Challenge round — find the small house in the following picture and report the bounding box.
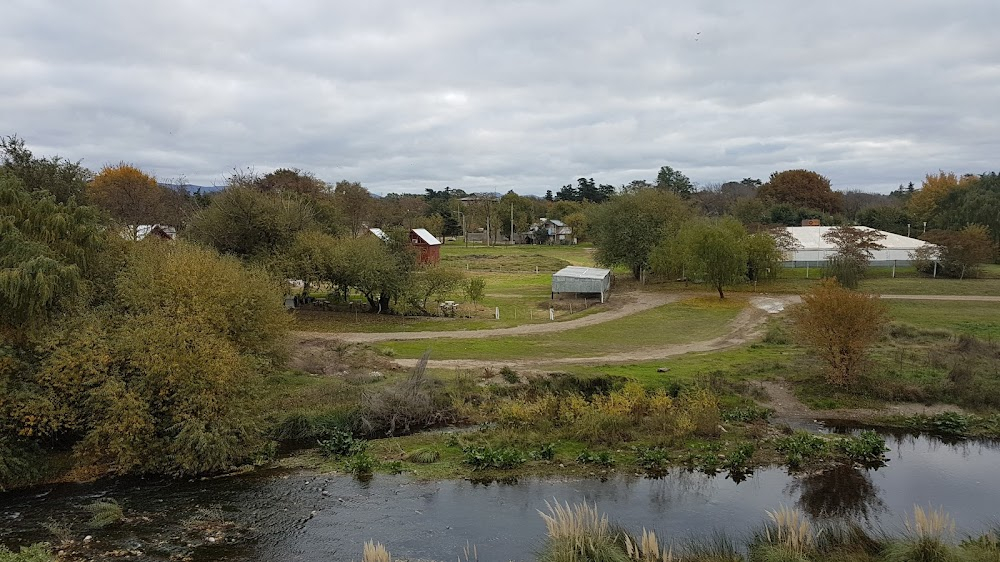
[551,266,612,303]
[409,228,442,264]
[528,218,574,245]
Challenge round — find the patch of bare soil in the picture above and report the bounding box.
[758,380,964,429]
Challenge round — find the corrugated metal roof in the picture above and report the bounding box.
[784,226,934,251]
[553,266,611,280]
[411,228,441,245]
[548,219,566,227]
[369,227,390,241]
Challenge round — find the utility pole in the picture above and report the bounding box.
[510,202,514,246]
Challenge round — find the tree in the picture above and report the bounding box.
[409,266,465,312]
[932,172,1000,248]
[87,163,167,237]
[821,226,885,289]
[913,226,994,279]
[908,171,975,223]
[855,205,911,236]
[1,135,91,204]
[656,166,694,197]
[653,217,748,298]
[759,169,843,214]
[622,179,653,194]
[792,279,888,386]
[555,183,579,202]
[589,190,690,279]
[0,172,104,344]
[185,186,315,260]
[333,180,375,237]
[329,232,415,313]
[544,190,554,202]
[745,230,785,284]
[3,241,290,479]
[464,277,486,310]
[257,168,328,198]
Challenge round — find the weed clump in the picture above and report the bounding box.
[462,445,526,470]
[358,352,456,437]
[85,499,124,529]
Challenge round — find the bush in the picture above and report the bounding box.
[635,447,670,472]
[358,352,456,437]
[500,366,520,384]
[776,432,827,468]
[836,430,888,466]
[344,452,377,477]
[318,428,368,458]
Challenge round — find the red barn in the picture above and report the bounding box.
[409,228,442,264]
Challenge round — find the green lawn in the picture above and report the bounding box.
[295,272,606,333]
[564,344,796,386]
[886,300,1000,339]
[440,241,596,268]
[643,265,1000,297]
[383,297,745,361]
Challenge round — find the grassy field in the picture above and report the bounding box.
[886,300,1000,339]
[645,264,1000,297]
[295,272,607,333]
[382,297,745,361]
[440,241,596,269]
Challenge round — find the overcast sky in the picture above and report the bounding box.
[2,1,997,195]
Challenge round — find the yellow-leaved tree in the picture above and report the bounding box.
[87,163,167,238]
[907,171,975,223]
[791,279,889,386]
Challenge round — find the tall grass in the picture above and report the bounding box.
[361,540,392,562]
[537,500,627,562]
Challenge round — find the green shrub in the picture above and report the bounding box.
[273,410,355,441]
[344,452,377,477]
[462,445,526,470]
[722,442,755,474]
[500,366,520,384]
[723,405,772,423]
[835,431,888,466]
[635,446,670,472]
[930,412,969,435]
[318,428,368,458]
[775,432,827,468]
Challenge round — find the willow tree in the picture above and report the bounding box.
[0,172,103,343]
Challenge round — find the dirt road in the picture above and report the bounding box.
[386,296,797,370]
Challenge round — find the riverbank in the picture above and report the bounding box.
[5,427,1000,561]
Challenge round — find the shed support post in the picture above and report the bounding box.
[892,261,896,278]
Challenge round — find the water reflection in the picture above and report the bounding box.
[787,465,886,522]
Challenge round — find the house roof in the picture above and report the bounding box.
[369,227,390,241]
[547,219,566,227]
[784,226,934,251]
[553,266,611,280]
[411,228,441,246]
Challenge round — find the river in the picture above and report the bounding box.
[2,429,999,561]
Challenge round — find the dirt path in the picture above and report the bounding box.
[294,292,680,344]
[757,380,963,430]
[387,296,797,370]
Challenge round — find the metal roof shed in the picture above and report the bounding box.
[552,266,612,303]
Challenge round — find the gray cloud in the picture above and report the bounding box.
[1,0,997,194]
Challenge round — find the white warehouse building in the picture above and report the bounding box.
[783,226,936,267]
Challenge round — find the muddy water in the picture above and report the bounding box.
[2,431,1000,561]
